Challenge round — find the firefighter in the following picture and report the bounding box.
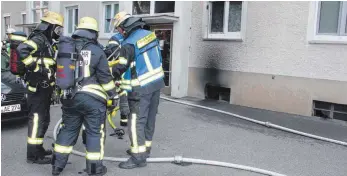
[111,11,165,169]
[51,17,118,176]
[104,31,130,127]
[2,28,16,54]
[16,11,64,164]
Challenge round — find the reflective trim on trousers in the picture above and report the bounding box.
[54,144,73,154]
[86,152,102,160]
[131,113,138,148]
[27,137,43,145]
[100,124,105,160]
[131,145,146,153]
[28,113,41,145]
[145,141,152,148]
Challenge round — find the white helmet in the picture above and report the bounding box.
[6,28,16,34]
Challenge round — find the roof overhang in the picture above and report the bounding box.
[136,14,179,24]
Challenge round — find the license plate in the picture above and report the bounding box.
[1,104,21,113]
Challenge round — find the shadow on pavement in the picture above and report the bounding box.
[1,119,28,130]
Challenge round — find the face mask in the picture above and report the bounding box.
[54,26,64,36]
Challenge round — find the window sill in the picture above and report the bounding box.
[203,33,243,41]
[308,35,347,45]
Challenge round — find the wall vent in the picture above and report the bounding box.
[312,100,347,122]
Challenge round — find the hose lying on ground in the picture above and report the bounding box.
[52,98,288,176]
[160,97,347,147]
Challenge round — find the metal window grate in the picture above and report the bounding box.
[312,100,347,121]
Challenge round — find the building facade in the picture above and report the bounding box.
[2,1,347,120]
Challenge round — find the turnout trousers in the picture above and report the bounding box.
[128,90,160,157]
[52,93,107,174]
[119,94,130,126]
[27,86,53,159]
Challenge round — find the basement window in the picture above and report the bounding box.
[312,100,347,121]
[204,83,230,102]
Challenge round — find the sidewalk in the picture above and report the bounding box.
[178,96,347,142]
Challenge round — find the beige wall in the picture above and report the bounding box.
[189,68,347,116]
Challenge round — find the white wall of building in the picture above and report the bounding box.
[190,1,347,82]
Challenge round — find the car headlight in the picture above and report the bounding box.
[1,82,12,94]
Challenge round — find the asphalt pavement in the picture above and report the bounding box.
[2,98,347,176]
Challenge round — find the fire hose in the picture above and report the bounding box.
[53,96,346,175]
[53,98,288,176]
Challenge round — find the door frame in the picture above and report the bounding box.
[150,24,173,95]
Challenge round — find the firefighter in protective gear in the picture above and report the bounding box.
[16,11,64,165]
[111,11,165,169]
[2,28,16,54]
[104,32,130,127]
[51,17,118,176]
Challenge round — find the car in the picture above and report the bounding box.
[1,50,29,122]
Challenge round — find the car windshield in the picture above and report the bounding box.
[1,50,10,72]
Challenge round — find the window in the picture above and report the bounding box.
[21,13,27,32]
[154,1,175,13]
[308,1,347,44]
[31,1,48,23]
[317,1,347,35]
[4,15,10,32]
[65,6,78,35]
[203,1,247,41]
[103,2,119,33]
[132,1,175,15]
[313,100,347,122]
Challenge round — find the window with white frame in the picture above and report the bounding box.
[317,1,346,36]
[65,6,79,35]
[308,1,347,44]
[203,1,247,41]
[132,1,175,15]
[4,15,10,31]
[21,12,27,32]
[31,1,49,23]
[103,2,119,33]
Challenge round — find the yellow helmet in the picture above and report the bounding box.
[113,11,131,28]
[41,11,64,26]
[77,17,99,32]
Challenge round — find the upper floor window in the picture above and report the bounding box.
[31,1,48,23]
[21,12,27,33]
[203,1,247,41]
[317,1,347,36]
[103,2,119,33]
[65,6,78,35]
[132,1,175,15]
[308,1,347,44]
[4,15,11,31]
